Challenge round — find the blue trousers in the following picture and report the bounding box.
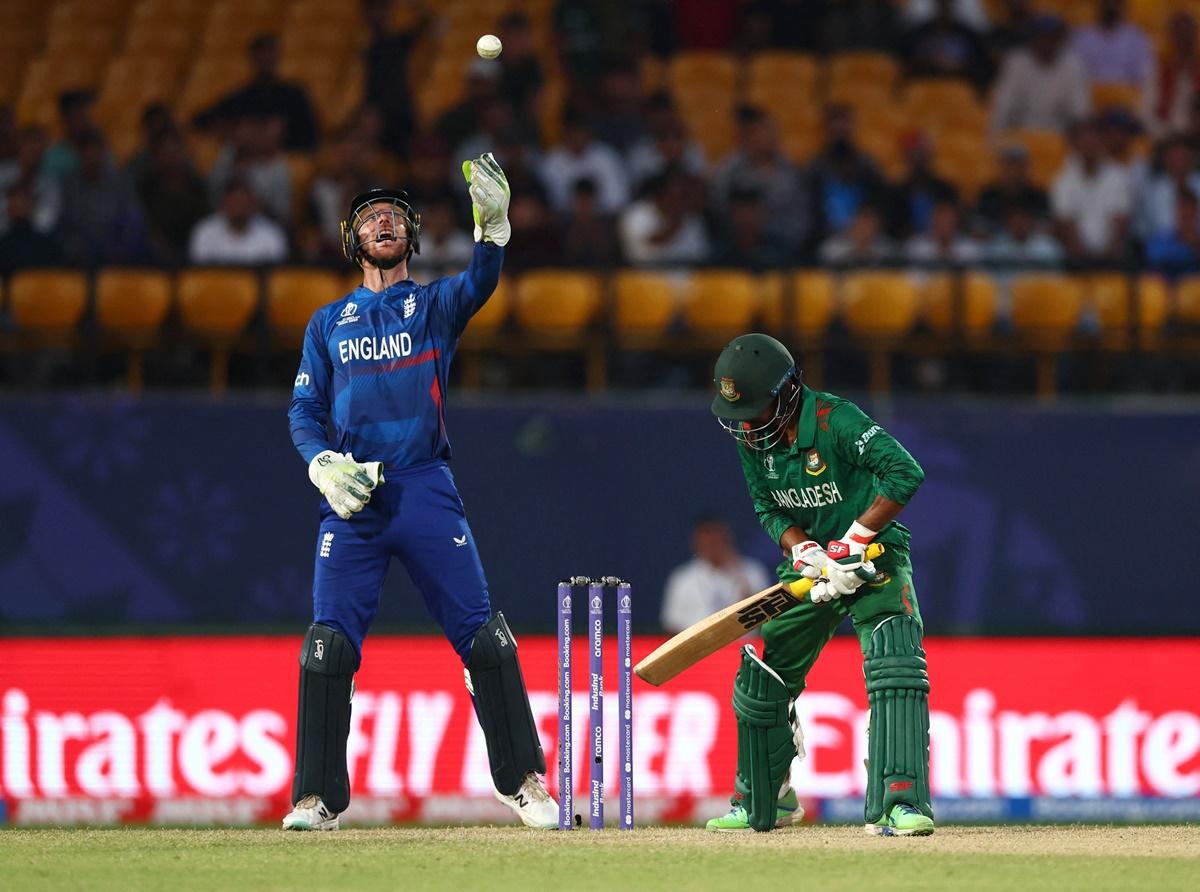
[310,460,491,663]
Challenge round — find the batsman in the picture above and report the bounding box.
[706,333,933,837]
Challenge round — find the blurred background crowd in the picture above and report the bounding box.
[2,0,1199,394]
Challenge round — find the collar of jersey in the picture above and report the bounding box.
[353,278,415,296]
[793,385,816,450]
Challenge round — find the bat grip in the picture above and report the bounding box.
[785,542,886,595]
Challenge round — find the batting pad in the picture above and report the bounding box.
[863,614,932,823]
[732,645,795,832]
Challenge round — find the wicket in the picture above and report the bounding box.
[557,576,633,830]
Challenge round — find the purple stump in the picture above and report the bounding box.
[557,581,573,830]
[617,582,634,829]
[588,581,604,830]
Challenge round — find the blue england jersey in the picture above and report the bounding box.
[289,242,503,471]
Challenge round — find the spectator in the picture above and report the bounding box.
[138,130,209,265]
[975,142,1049,234]
[1050,117,1132,262]
[497,11,545,130]
[501,185,563,272]
[819,203,896,264]
[626,95,706,190]
[619,168,710,265]
[123,104,177,185]
[986,0,1036,65]
[41,91,107,181]
[1097,108,1147,184]
[194,34,318,151]
[887,130,959,238]
[905,198,983,263]
[540,110,630,214]
[712,186,790,269]
[189,178,288,265]
[306,129,384,261]
[590,66,648,154]
[403,130,455,210]
[454,99,539,185]
[0,127,60,235]
[660,517,771,634]
[1070,0,1152,88]
[1145,187,1200,278]
[436,58,502,151]
[985,198,1064,266]
[0,106,17,184]
[208,116,292,222]
[1137,136,1200,239]
[711,105,810,255]
[362,0,429,158]
[560,177,621,267]
[820,0,901,53]
[408,191,475,279]
[59,131,150,266]
[0,181,59,275]
[990,15,1090,135]
[1143,12,1199,138]
[902,0,990,31]
[901,0,992,86]
[806,105,886,244]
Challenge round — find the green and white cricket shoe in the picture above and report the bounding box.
[705,788,805,831]
[865,803,935,837]
[282,794,339,831]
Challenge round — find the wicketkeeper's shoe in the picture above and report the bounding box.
[494,773,558,829]
[705,787,805,831]
[282,794,340,831]
[865,803,935,837]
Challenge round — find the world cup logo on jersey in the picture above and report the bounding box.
[719,377,740,401]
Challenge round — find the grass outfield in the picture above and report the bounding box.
[4,826,1198,891]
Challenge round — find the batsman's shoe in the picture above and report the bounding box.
[495,773,558,829]
[282,794,340,831]
[705,788,805,831]
[865,803,935,837]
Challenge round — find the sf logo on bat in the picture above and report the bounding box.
[735,589,801,630]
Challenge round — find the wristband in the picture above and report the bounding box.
[843,521,877,546]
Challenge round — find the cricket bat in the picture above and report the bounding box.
[634,542,885,686]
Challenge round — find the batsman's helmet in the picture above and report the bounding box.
[710,333,802,451]
[341,188,422,267]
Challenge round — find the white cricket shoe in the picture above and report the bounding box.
[282,794,340,831]
[494,773,558,829]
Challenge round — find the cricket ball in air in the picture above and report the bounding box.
[476,34,503,59]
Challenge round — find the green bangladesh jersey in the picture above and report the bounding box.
[736,386,924,553]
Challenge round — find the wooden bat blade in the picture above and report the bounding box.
[633,581,805,686]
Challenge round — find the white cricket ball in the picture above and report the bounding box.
[476,34,502,59]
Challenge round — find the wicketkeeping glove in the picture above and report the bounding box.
[461,152,511,247]
[308,450,384,520]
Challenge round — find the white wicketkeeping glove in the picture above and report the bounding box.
[308,450,384,520]
[461,152,511,246]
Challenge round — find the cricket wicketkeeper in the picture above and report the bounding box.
[706,333,933,836]
[282,154,558,830]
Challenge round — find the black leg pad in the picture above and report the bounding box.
[466,614,547,796]
[292,623,360,813]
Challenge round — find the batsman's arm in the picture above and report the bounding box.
[831,403,925,507]
[288,312,335,464]
[737,445,800,549]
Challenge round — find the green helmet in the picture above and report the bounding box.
[710,333,802,451]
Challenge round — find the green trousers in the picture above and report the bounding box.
[761,547,922,697]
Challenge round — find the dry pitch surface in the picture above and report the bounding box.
[5,825,1197,891]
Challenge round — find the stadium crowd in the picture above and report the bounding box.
[2,0,1199,278]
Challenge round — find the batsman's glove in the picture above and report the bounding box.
[308,450,384,520]
[461,152,511,247]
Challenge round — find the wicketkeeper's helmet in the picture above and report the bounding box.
[340,188,422,267]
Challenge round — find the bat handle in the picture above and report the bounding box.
[785,542,886,595]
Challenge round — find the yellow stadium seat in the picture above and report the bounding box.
[177,269,260,395]
[1091,82,1140,112]
[130,0,210,26]
[640,55,667,93]
[827,52,899,92]
[793,270,837,338]
[1010,274,1085,333]
[8,271,89,333]
[612,270,679,336]
[825,82,893,114]
[903,79,979,115]
[1174,276,1200,325]
[285,0,361,28]
[44,27,120,60]
[96,57,185,130]
[466,276,511,333]
[999,129,1067,190]
[201,0,289,52]
[95,270,174,390]
[841,272,920,394]
[668,52,737,97]
[1136,275,1169,331]
[178,54,251,121]
[680,271,763,336]
[514,271,602,332]
[280,27,355,69]
[777,109,824,164]
[16,56,106,129]
[457,277,513,388]
[0,56,28,105]
[677,105,737,164]
[1086,273,1135,333]
[746,53,819,107]
[266,268,340,344]
[920,273,997,334]
[124,22,196,61]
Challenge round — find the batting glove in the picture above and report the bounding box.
[461,152,511,247]
[308,450,385,520]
